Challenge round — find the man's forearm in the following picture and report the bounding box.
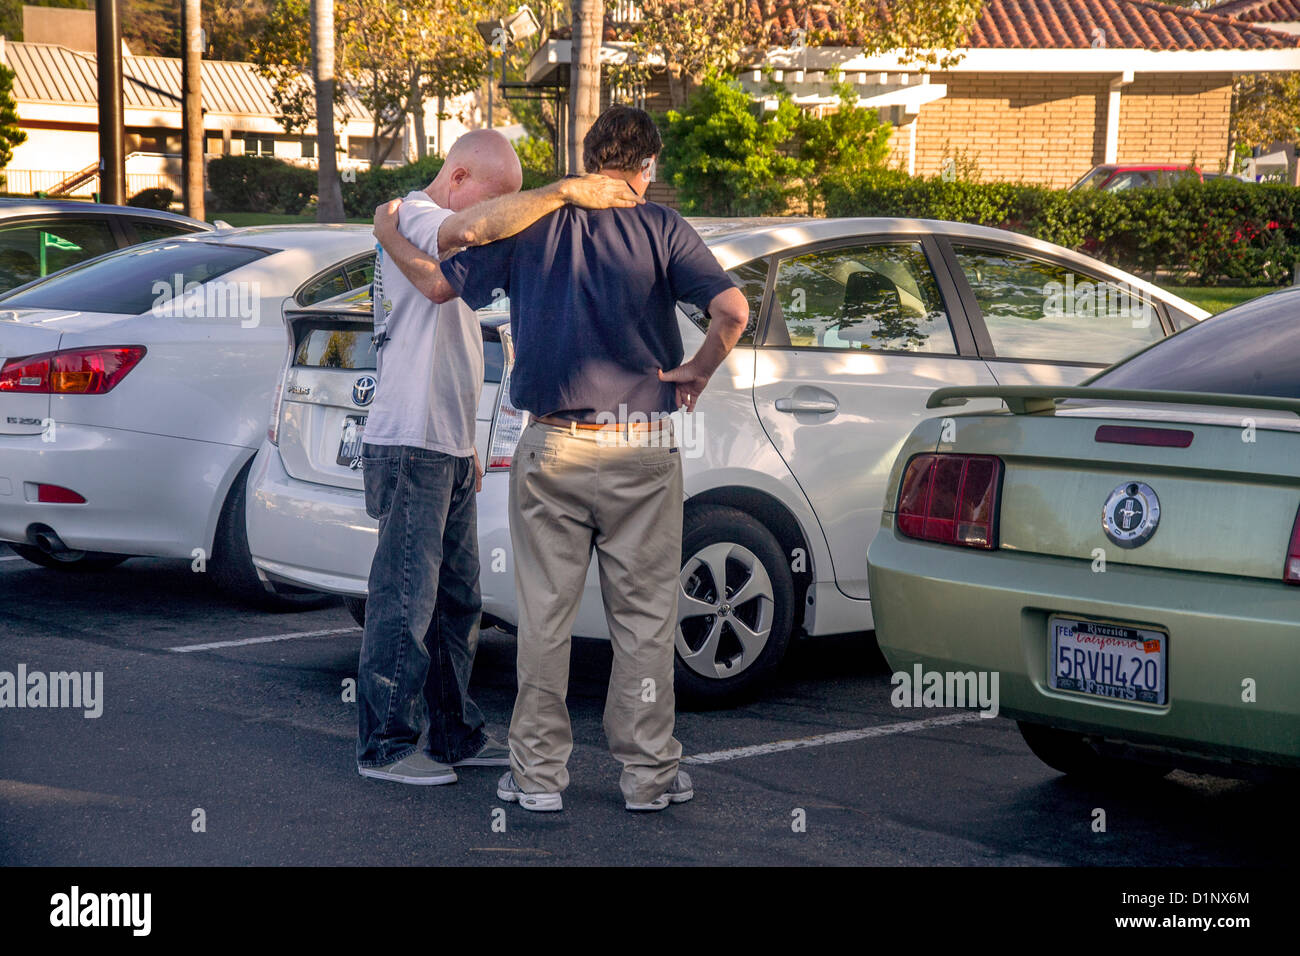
[379,229,454,303]
[690,290,749,374]
[438,181,569,256]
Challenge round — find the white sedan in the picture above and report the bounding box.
[0,224,377,605]
[246,217,1207,699]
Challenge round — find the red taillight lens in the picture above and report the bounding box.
[896,453,1002,549]
[1285,507,1300,585]
[36,484,85,504]
[486,366,525,471]
[0,347,146,394]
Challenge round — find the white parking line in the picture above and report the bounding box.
[168,627,360,653]
[682,712,983,765]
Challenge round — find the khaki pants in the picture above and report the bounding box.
[507,419,684,804]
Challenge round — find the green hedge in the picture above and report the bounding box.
[208,155,316,215]
[822,169,1300,285]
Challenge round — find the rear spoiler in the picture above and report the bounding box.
[927,386,1300,417]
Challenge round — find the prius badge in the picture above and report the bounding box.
[1102,481,1160,549]
[352,375,377,407]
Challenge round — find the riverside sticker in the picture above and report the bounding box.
[0,664,103,718]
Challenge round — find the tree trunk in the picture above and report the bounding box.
[311,0,345,223]
[568,0,604,173]
[411,65,426,160]
[181,0,204,219]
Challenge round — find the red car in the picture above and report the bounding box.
[1069,164,1210,192]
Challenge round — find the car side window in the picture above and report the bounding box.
[128,219,202,244]
[681,259,767,346]
[765,242,956,353]
[0,217,118,290]
[297,268,349,305]
[952,245,1165,366]
[344,256,374,289]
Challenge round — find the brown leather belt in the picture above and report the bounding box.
[535,414,666,432]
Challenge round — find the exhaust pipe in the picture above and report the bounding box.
[28,527,68,554]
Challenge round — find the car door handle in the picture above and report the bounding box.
[775,397,838,414]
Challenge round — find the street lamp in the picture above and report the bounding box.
[476,5,541,129]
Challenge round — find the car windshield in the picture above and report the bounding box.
[1090,291,1300,399]
[0,240,268,315]
[1071,168,1112,190]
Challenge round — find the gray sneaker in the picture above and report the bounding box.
[358,752,457,786]
[452,737,511,767]
[496,771,563,812]
[625,770,694,812]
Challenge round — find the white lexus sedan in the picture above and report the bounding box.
[0,224,377,606]
[246,217,1207,699]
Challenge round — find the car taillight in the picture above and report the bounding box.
[36,484,85,504]
[1285,507,1300,585]
[486,368,526,471]
[896,453,1002,549]
[0,346,146,394]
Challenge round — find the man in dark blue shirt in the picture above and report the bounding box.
[374,106,749,813]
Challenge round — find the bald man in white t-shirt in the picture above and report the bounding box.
[356,130,642,786]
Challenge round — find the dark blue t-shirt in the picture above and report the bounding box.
[440,197,735,421]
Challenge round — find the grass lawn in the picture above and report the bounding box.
[208,210,371,227]
[1160,285,1281,314]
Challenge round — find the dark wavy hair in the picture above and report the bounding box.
[582,106,662,174]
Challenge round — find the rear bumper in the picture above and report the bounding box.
[0,425,246,557]
[247,449,615,637]
[867,520,1300,768]
[246,443,376,596]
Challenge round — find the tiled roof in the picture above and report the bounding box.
[564,0,1300,49]
[1204,0,1300,20]
[5,41,367,119]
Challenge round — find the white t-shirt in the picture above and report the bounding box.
[363,191,484,457]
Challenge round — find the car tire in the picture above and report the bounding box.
[1017,722,1171,780]
[210,461,336,611]
[674,505,795,708]
[343,596,367,629]
[9,544,129,572]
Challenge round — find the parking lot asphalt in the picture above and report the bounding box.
[1,541,1295,867]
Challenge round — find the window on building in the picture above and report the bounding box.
[243,135,276,157]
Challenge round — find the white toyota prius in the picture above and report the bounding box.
[0,224,377,605]
[246,217,1207,700]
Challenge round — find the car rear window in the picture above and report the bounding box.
[1090,291,1300,399]
[0,240,268,315]
[294,323,505,383]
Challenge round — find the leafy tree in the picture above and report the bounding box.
[796,74,893,212]
[250,0,315,135]
[205,1,275,62]
[1232,73,1300,162]
[617,1,749,109]
[0,62,27,189]
[659,73,810,216]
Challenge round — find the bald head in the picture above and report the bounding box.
[431,129,524,212]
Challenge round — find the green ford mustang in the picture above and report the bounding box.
[867,288,1300,778]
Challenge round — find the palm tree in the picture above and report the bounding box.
[312,0,346,222]
[568,0,604,174]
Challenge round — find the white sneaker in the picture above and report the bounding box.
[496,771,563,812]
[626,770,694,812]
